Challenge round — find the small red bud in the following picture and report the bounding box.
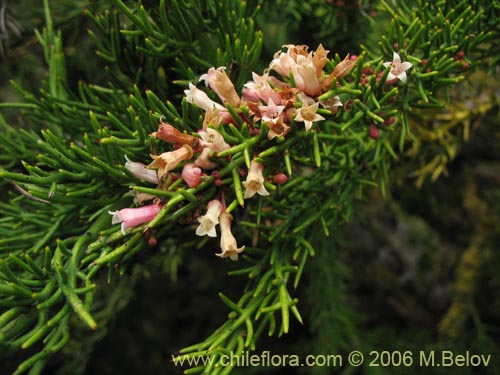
[462,62,470,70]
[273,173,288,185]
[214,178,223,187]
[384,116,395,125]
[393,42,399,50]
[369,124,380,139]
[148,237,158,247]
[421,59,427,66]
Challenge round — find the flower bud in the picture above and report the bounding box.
[369,124,380,139]
[273,173,288,185]
[109,204,162,234]
[153,122,199,148]
[181,163,202,188]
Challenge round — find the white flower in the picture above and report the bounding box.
[184,83,225,112]
[383,52,413,83]
[195,199,223,237]
[124,155,159,184]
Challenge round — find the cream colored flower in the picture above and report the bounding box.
[216,212,245,261]
[242,160,270,199]
[322,54,357,88]
[312,44,329,76]
[196,199,222,237]
[147,145,193,180]
[294,101,325,131]
[199,128,230,153]
[266,117,290,140]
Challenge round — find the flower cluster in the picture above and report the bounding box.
[110,45,413,260]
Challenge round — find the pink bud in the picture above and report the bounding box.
[109,204,162,234]
[181,163,202,188]
[273,173,288,185]
[369,124,380,139]
[384,116,395,125]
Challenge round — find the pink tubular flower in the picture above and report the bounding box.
[200,67,241,107]
[195,199,223,237]
[181,163,202,188]
[199,128,230,153]
[184,83,225,112]
[269,47,297,77]
[216,212,245,261]
[109,204,162,235]
[243,160,270,199]
[295,54,323,96]
[153,122,199,148]
[383,52,413,83]
[259,98,286,123]
[269,45,326,97]
[147,144,193,180]
[294,101,325,131]
[242,72,282,104]
[124,155,159,184]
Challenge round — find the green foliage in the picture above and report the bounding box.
[0,0,499,374]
